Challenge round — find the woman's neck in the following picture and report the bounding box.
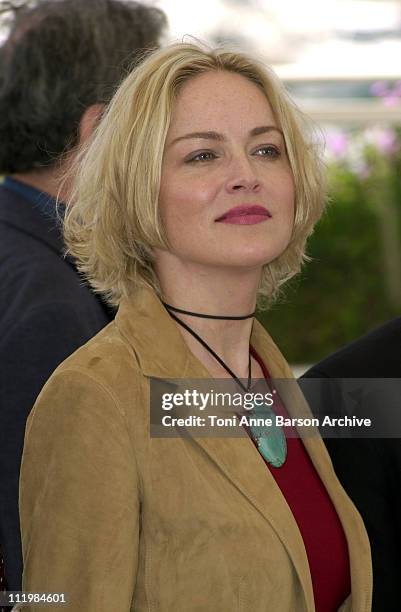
[157,261,262,379]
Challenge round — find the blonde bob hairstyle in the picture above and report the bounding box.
[64,41,326,309]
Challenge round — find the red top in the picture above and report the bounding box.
[250,346,351,612]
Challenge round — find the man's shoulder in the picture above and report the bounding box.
[304,317,401,378]
[0,255,110,333]
[0,210,49,260]
[0,187,65,292]
[0,215,110,326]
[0,187,113,370]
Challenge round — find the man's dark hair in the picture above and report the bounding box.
[0,0,167,172]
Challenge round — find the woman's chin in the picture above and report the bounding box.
[216,248,285,269]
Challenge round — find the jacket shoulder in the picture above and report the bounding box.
[47,321,142,400]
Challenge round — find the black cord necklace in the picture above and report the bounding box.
[162,303,253,392]
[162,301,288,468]
[161,301,255,321]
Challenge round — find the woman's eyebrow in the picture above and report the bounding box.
[168,125,283,147]
[250,125,283,138]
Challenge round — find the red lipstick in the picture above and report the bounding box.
[216,205,272,225]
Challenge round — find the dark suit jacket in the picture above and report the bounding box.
[303,319,401,612]
[0,183,113,591]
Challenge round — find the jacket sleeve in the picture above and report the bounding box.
[19,368,140,611]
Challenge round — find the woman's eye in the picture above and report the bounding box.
[186,151,217,163]
[254,145,280,158]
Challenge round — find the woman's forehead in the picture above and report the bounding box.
[168,71,277,136]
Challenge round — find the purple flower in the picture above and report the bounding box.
[365,127,398,155]
[326,130,348,159]
[371,81,389,97]
[376,129,398,154]
[371,80,401,106]
[383,95,400,107]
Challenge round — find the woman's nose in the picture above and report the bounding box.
[225,156,261,193]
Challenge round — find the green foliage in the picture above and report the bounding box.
[257,126,401,364]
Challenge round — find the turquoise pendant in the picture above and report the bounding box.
[248,403,287,468]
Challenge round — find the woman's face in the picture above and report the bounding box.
[156,70,295,273]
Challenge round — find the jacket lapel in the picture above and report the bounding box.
[251,322,371,612]
[187,432,316,609]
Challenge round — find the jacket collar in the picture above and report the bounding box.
[0,183,63,256]
[115,286,371,612]
[115,285,289,380]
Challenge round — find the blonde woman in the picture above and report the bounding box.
[19,43,372,611]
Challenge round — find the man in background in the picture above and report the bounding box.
[0,0,166,592]
[303,318,401,610]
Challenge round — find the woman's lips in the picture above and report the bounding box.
[216,205,272,225]
[218,214,270,225]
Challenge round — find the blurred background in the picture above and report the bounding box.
[158,0,401,371]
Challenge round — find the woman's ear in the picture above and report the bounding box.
[78,103,105,145]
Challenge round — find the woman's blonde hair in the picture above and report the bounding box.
[64,41,326,309]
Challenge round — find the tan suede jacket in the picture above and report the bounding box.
[19,287,372,611]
